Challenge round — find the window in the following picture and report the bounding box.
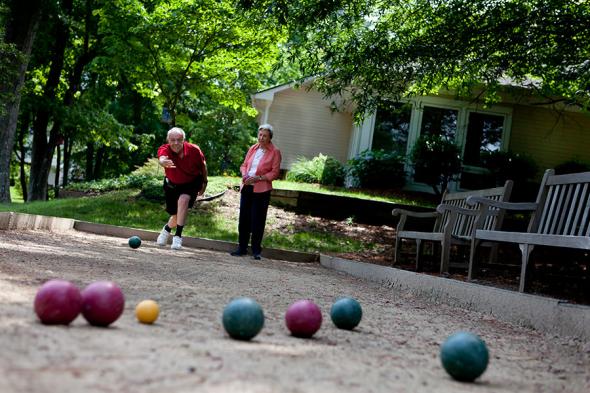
[463,112,504,166]
[372,102,412,154]
[358,96,511,192]
[420,106,458,140]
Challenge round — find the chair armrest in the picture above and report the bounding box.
[466,196,538,211]
[392,208,438,218]
[392,208,438,233]
[436,204,479,216]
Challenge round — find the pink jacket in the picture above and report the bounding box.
[240,142,282,193]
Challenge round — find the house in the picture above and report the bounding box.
[251,80,590,192]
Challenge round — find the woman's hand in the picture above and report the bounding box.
[243,175,263,186]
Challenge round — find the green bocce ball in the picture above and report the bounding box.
[222,297,265,341]
[128,236,142,249]
[330,297,363,330]
[440,331,489,382]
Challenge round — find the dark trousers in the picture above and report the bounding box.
[238,186,271,255]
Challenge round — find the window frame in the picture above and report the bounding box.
[359,96,513,192]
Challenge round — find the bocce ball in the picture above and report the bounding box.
[285,300,322,338]
[135,299,160,324]
[222,297,265,341]
[330,297,362,330]
[81,281,125,327]
[440,331,489,382]
[128,236,141,249]
[34,279,82,325]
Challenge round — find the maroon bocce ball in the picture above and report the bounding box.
[81,281,125,327]
[34,279,82,325]
[285,299,322,338]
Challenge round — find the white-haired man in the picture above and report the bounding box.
[156,127,208,249]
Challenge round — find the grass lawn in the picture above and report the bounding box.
[1,176,413,254]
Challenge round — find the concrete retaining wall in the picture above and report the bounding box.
[320,254,590,341]
[0,212,75,231]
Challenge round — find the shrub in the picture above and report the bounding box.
[554,159,590,175]
[346,149,406,189]
[480,151,538,185]
[139,178,165,202]
[286,154,345,186]
[64,159,161,194]
[410,135,462,197]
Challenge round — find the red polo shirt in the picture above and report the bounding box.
[157,142,206,184]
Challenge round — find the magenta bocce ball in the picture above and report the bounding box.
[81,281,125,327]
[34,279,82,325]
[285,300,322,338]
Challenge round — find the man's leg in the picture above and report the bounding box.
[171,194,190,249]
[159,184,178,246]
[250,191,271,257]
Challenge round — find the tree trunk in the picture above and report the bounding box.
[54,143,61,198]
[28,0,73,201]
[0,0,42,203]
[85,142,95,181]
[62,135,72,187]
[17,113,29,202]
[94,145,106,180]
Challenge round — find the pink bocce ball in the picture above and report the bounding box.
[81,281,125,327]
[34,279,82,325]
[285,300,322,338]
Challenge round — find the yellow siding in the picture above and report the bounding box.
[260,88,353,169]
[510,106,590,178]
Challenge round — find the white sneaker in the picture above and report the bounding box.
[171,236,182,250]
[157,226,170,246]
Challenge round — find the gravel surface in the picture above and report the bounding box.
[0,229,588,393]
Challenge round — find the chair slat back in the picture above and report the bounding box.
[533,170,590,236]
[436,181,513,237]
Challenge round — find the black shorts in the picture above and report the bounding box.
[163,176,203,215]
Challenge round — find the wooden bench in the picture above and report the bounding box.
[467,169,590,292]
[392,180,513,273]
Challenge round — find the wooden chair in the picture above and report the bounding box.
[392,180,513,273]
[467,169,590,292]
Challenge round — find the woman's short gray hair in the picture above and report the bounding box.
[258,123,273,139]
[167,127,185,140]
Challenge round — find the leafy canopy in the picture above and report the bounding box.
[245,0,590,115]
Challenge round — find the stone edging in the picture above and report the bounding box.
[320,254,590,341]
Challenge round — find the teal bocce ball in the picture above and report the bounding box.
[128,236,142,249]
[330,297,362,330]
[222,297,265,341]
[440,331,489,382]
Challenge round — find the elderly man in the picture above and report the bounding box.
[156,127,208,250]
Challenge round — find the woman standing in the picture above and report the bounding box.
[230,124,282,260]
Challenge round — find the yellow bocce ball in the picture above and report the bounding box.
[135,300,160,324]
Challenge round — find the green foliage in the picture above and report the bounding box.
[554,159,590,175]
[96,0,285,123]
[480,151,538,186]
[410,135,462,197]
[138,178,165,202]
[252,0,590,114]
[286,154,345,186]
[0,188,374,254]
[346,149,406,189]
